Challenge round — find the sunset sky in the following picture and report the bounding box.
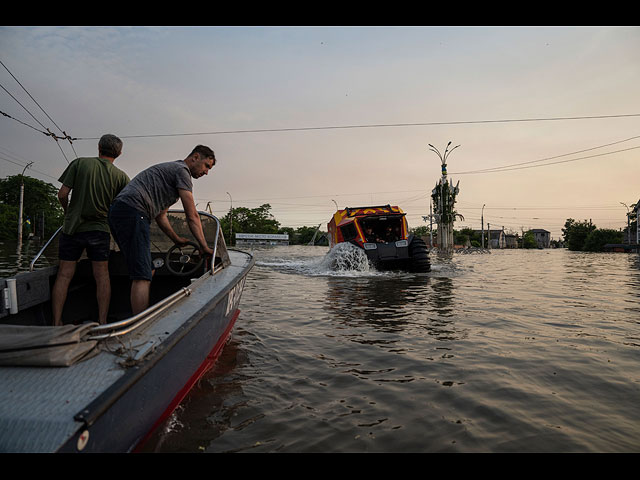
[1,26,639,241]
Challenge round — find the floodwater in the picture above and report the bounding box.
[3,240,640,452]
[141,244,640,453]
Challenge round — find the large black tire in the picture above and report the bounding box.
[408,237,431,272]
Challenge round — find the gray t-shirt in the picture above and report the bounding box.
[115,160,193,219]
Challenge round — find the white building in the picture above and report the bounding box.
[531,229,551,248]
[235,233,289,246]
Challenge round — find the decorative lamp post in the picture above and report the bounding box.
[428,142,462,252]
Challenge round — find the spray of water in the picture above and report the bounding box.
[317,242,372,274]
[256,243,381,277]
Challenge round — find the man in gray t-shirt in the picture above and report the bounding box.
[115,159,194,221]
[108,145,216,314]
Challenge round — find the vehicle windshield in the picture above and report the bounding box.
[358,216,404,243]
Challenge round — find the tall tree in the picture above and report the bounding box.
[562,218,596,251]
[219,203,280,244]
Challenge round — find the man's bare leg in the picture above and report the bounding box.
[51,260,77,326]
[92,261,111,324]
[131,279,151,315]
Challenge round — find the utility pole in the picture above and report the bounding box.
[481,203,485,248]
[487,223,491,249]
[422,201,435,249]
[17,162,33,247]
[226,192,233,245]
[429,201,433,248]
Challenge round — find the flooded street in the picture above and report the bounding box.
[139,245,640,452]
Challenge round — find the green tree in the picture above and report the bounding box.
[278,226,296,243]
[410,225,429,237]
[219,204,280,244]
[562,218,596,251]
[293,225,320,245]
[522,231,537,249]
[583,228,623,252]
[455,227,481,246]
[0,175,64,240]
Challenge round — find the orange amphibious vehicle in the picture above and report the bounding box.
[327,205,430,272]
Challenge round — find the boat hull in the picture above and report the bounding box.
[63,259,251,453]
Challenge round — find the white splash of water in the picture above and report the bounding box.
[316,242,373,274]
[256,243,388,277]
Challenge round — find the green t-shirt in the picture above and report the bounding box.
[59,156,130,235]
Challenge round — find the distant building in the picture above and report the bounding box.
[531,229,551,248]
[473,229,506,248]
[489,229,506,248]
[505,233,519,249]
[235,233,289,246]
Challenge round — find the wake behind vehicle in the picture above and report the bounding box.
[0,210,254,453]
[327,205,430,272]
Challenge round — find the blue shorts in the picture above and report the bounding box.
[108,200,153,281]
[58,230,111,262]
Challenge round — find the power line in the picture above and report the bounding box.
[72,113,640,141]
[451,134,640,174]
[1,60,75,163]
[0,154,60,182]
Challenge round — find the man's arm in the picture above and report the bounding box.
[155,208,189,246]
[178,189,214,256]
[58,185,71,213]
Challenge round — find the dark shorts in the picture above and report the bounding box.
[58,230,111,262]
[108,200,153,281]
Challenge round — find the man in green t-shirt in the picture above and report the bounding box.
[51,134,130,326]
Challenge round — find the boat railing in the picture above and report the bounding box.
[26,211,225,340]
[87,285,193,340]
[193,210,220,275]
[30,226,62,271]
[87,211,225,340]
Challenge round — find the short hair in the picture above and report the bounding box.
[98,134,123,158]
[190,145,216,164]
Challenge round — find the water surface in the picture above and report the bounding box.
[141,246,640,453]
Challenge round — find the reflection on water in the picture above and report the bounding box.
[0,239,57,277]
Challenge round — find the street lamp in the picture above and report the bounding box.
[428,142,460,251]
[17,162,33,246]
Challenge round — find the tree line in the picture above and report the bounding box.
[218,203,328,245]
[410,225,541,249]
[561,219,625,252]
[0,175,64,241]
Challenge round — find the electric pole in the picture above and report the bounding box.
[227,192,233,245]
[481,203,485,248]
[17,162,33,246]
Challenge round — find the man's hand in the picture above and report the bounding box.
[201,245,214,256]
[174,236,191,247]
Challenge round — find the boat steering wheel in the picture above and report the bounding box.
[165,241,205,276]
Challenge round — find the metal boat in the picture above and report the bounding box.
[0,211,254,452]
